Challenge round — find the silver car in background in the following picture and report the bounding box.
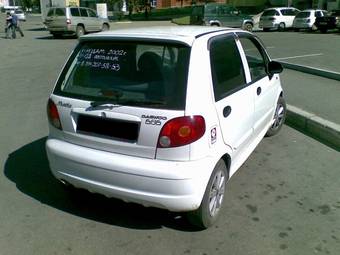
[44,7,110,38]
[293,9,327,31]
[15,9,26,21]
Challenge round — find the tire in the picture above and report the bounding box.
[187,160,228,229]
[102,23,110,31]
[243,23,253,32]
[266,97,286,137]
[263,28,270,32]
[278,22,286,32]
[76,25,85,38]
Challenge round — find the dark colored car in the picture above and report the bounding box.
[190,3,254,31]
[314,9,340,33]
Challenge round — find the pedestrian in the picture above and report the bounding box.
[9,10,24,38]
[5,12,13,39]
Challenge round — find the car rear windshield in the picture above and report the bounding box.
[54,41,191,110]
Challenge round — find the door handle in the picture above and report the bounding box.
[257,87,262,95]
[223,106,232,118]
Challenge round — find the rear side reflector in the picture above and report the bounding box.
[158,116,205,148]
[47,99,62,130]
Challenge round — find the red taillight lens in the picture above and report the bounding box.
[66,19,71,24]
[157,116,205,148]
[47,99,62,130]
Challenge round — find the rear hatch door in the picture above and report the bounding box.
[51,39,191,159]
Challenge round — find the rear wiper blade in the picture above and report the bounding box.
[90,101,120,108]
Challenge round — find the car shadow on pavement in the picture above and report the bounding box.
[26,27,47,31]
[4,137,199,232]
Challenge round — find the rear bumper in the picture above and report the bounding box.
[47,25,76,34]
[46,138,215,212]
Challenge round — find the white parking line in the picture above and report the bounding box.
[274,53,323,61]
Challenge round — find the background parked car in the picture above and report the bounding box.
[190,3,254,31]
[15,9,26,21]
[44,7,110,38]
[259,7,300,31]
[293,9,327,31]
[314,9,340,33]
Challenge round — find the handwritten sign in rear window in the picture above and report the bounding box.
[77,48,128,72]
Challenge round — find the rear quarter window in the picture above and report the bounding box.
[47,9,54,16]
[55,8,66,16]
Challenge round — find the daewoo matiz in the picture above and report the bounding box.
[46,26,286,229]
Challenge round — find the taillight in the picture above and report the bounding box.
[66,19,71,24]
[157,116,205,148]
[47,99,62,130]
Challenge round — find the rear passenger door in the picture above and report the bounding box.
[70,7,81,28]
[79,8,90,31]
[209,34,255,156]
[237,33,279,138]
[87,8,102,31]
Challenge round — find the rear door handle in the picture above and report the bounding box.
[257,87,262,95]
[223,106,232,118]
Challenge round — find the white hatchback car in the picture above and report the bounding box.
[46,26,286,229]
[259,7,300,31]
[293,9,327,31]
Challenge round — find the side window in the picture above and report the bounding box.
[239,37,268,82]
[315,11,322,18]
[70,8,80,17]
[80,8,88,17]
[55,8,66,16]
[47,9,54,16]
[87,9,97,17]
[210,35,246,101]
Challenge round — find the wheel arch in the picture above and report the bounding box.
[220,153,231,179]
[76,23,85,32]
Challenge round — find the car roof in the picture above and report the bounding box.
[81,26,239,46]
[264,7,298,11]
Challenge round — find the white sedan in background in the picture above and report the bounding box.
[293,9,327,31]
[260,7,300,31]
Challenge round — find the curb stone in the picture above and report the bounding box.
[286,105,340,152]
[279,61,340,81]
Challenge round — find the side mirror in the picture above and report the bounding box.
[268,61,283,76]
